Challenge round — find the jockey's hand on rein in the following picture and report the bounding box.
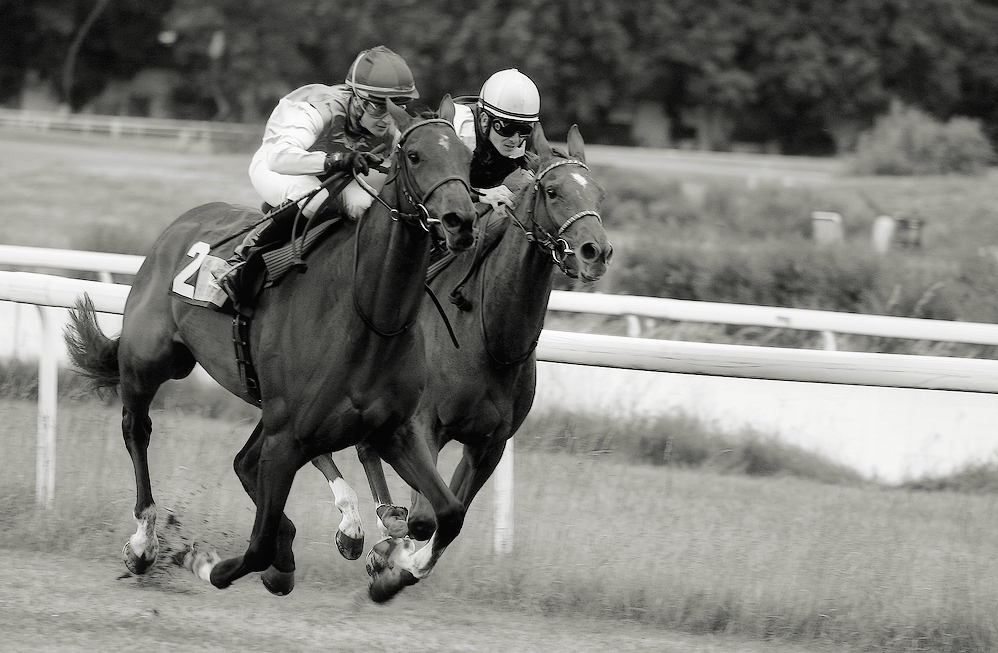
[476,184,515,216]
[324,151,384,176]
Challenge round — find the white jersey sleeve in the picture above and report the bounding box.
[261,98,329,176]
[451,104,477,151]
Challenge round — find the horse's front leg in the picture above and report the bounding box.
[189,427,304,593]
[311,454,365,560]
[364,423,464,602]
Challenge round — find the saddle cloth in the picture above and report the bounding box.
[168,203,343,313]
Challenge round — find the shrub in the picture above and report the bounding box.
[852,102,995,175]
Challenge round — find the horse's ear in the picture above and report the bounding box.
[387,98,412,132]
[531,122,552,159]
[567,124,586,164]
[438,94,455,123]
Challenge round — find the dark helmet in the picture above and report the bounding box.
[345,46,419,103]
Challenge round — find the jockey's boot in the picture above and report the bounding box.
[213,202,302,304]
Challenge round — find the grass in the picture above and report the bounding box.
[2,396,998,652]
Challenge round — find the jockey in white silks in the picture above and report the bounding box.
[214,45,419,303]
[449,68,541,217]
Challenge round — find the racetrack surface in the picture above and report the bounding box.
[1,548,845,653]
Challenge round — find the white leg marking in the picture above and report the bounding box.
[329,477,364,539]
[183,546,221,583]
[129,505,158,558]
[394,534,441,579]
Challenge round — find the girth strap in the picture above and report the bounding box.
[232,314,262,407]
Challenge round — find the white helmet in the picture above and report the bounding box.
[478,69,540,122]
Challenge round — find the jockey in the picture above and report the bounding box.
[451,68,541,217]
[214,45,419,302]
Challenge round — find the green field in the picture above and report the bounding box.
[4,131,998,651]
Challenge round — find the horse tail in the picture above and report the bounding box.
[64,294,121,394]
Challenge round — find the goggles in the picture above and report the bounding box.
[360,97,409,119]
[491,116,533,139]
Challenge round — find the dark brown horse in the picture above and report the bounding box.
[64,98,476,599]
[313,123,611,597]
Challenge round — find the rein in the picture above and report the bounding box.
[351,117,471,338]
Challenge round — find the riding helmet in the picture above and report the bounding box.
[478,69,540,122]
[345,46,420,102]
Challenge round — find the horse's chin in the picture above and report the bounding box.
[445,232,475,252]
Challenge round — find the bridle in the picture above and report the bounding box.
[354,118,472,232]
[352,116,472,338]
[507,158,603,277]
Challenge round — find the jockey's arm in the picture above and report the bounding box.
[265,100,333,176]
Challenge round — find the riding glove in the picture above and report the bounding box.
[324,151,384,176]
[476,184,515,217]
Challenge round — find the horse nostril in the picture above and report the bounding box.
[440,212,464,232]
[580,242,598,261]
[604,243,614,264]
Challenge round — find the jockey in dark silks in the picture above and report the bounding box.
[214,45,419,304]
[450,68,541,218]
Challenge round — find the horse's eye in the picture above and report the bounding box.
[407,151,420,164]
[545,186,557,199]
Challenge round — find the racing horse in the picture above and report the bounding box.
[313,122,611,599]
[64,98,476,598]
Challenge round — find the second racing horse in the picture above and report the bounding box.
[314,122,612,600]
[64,98,476,599]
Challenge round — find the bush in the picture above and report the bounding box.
[852,102,995,175]
[517,408,866,485]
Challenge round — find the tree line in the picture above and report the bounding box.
[4,0,998,154]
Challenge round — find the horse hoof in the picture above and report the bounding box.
[261,566,295,596]
[122,541,157,575]
[377,505,410,539]
[335,530,364,560]
[368,569,419,603]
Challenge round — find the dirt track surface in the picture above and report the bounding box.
[0,548,848,653]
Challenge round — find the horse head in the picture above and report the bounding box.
[386,96,476,252]
[521,123,612,281]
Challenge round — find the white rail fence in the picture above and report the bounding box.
[5,247,998,554]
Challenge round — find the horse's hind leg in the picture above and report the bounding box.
[118,345,194,575]
[311,453,365,560]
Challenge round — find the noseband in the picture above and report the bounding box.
[510,158,603,275]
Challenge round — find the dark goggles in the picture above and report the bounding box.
[360,97,409,118]
[491,116,533,138]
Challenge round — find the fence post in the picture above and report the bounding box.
[35,305,58,508]
[493,442,514,554]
